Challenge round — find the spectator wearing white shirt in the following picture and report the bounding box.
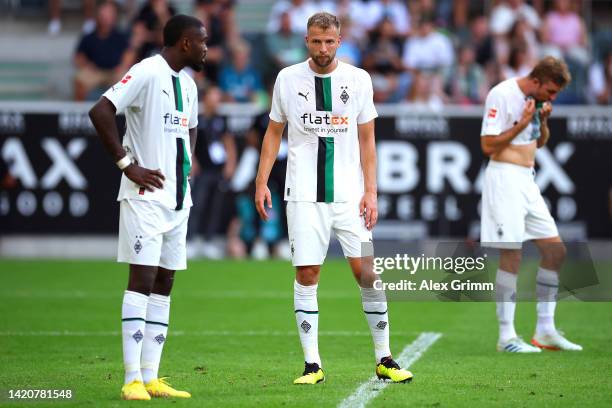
[490,0,540,36]
[402,13,454,73]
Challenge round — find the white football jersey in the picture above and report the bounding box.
[103,54,198,210]
[480,77,539,145]
[270,60,378,202]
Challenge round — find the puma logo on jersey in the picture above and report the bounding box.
[298,92,309,101]
[162,89,170,98]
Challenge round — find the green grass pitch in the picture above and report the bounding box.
[0,259,611,407]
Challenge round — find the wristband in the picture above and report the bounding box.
[116,156,132,170]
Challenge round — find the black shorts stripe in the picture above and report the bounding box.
[175,138,185,210]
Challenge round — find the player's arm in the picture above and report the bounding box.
[254,119,285,221]
[537,102,552,148]
[358,119,378,230]
[89,97,164,191]
[481,98,535,156]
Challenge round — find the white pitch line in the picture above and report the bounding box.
[0,330,416,337]
[338,332,442,408]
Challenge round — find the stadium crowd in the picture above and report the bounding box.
[65,0,612,257]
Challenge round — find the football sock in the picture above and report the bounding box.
[496,269,518,343]
[294,281,321,367]
[122,290,148,384]
[360,286,391,363]
[535,267,558,335]
[141,293,170,384]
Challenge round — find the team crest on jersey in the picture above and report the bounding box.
[340,86,349,104]
[134,235,143,254]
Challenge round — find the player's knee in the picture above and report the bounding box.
[542,242,566,269]
[499,250,522,273]
[296,266,320,285]
[152,270,175,296]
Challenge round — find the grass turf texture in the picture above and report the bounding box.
[0,259,610,407]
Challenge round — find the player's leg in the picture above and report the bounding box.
[334,201,412,382]
[530,237,581,351]
[122,264,158,397]
[141,267,173,385]
[287,202,329,385]
[481,163,540,353]
[117,199,166,399]
[524,182,581,351]
[142,207,192,397]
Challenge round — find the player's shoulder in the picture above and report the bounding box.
[486,78,514,101]
[179,69,197,90]
[342,62,372,82]
[276,61,308,81]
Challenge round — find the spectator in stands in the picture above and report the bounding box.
[195,0,237,83]
[490,0,540,36]
[402,13,454,74]
[506,18,540,67]
[188,86,237,258]
[363,18,410,102]
[406,70,447,111]
[267,0,318,34]
[132,0,176,54]
[542,0,590,67]
[587,51,612,104]
[447,44,488,104]
[73,1,130,101]
[266,11,307,74]
[469,15,496,68]
[48,0,96,35]
[336,16,362,66]
[501,43,532,79]
[219,40,265,103]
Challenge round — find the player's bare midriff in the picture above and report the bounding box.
[491,141,537,168]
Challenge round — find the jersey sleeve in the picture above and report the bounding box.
[357,70,378,125]
[102,64,149,113]
[269,71,286,123]
[480,89,508,136]
[189,82,199,129]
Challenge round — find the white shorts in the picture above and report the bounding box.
[117,199,190,270]
[286,200,372,266]
[481,161,558,249]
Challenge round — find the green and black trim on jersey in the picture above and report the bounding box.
[314,76,334,203]
[171,75,190,210]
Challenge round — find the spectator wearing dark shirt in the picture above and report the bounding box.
[74,1,130,101]
[130,0,176,63]
[188,86,237,246]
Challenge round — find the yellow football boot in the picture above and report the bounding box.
[120,380,151,400]
[376,357,413,383]
[293,362,325,385]
[145,378,191,398]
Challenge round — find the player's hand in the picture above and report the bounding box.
[520,98,536,126]
[124,164,165,192]
[359,191,378,231]
[255,183,272,221]
[539,102,552,121]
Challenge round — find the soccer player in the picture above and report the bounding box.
[255,12,413,384]
[480,56,582,353]
[89,15,207,399]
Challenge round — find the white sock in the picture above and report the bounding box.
[122,290,148,384]
[495,269,518,343]
[361,286,391,363]
[141,293,170,384]
[294,281,321,367]
[535,267,558,335]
